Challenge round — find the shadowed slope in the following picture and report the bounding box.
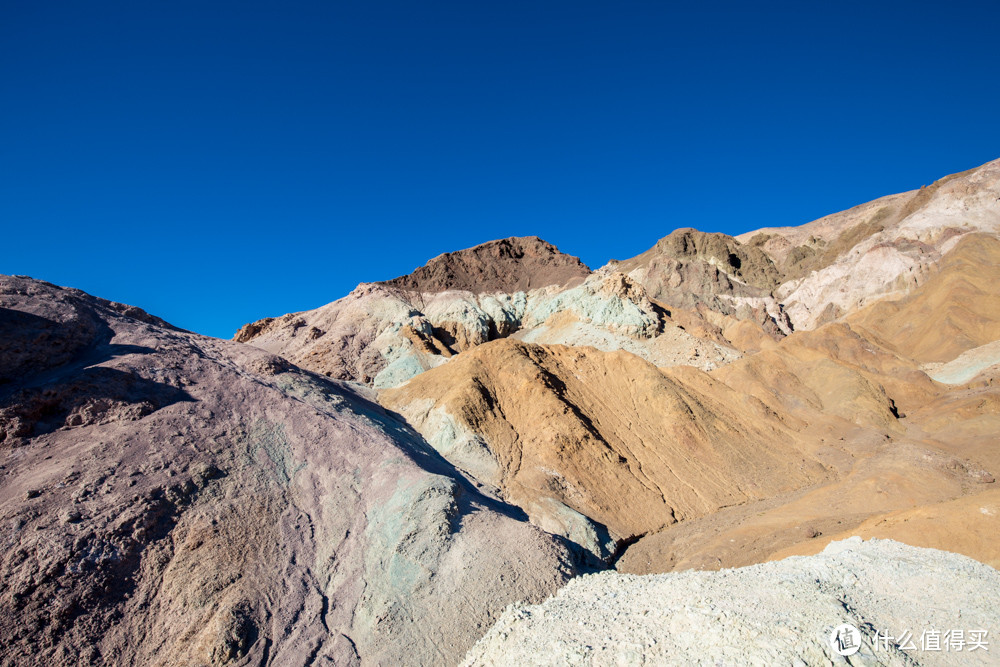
[0,276,581,667]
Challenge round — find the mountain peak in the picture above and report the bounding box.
[379,236,591,294]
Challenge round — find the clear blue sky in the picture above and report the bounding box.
[3,1,998,338]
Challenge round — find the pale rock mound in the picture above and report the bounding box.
[464,538,1000,666]
[925,339,1000,386]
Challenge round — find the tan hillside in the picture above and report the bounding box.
[849,233,1000,363]
[770,489,1000,569]
[713,321,940,429]
[617,315,999,575]
[745,158,1000,330]
[380,338,830,556]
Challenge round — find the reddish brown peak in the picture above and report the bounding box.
[380,236,591,294]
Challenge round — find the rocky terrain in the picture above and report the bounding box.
[464,538,1000,666]
[2,157,999,665]
[381,236,591,294]
[0,276,584,666]
[233,237,745,389]
[379,338,830,560]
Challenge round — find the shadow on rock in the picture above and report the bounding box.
[0,366,193,447]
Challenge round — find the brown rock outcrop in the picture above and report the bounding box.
[614,229,787,330]
[381,236,591,294]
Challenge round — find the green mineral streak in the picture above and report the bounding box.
[244,419,305,487]
[355,474,459,633]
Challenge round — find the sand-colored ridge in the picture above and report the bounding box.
[849,233,1000,363]
[381,337,831,556]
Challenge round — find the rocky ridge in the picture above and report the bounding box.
[235,248,740,389]
[229,158,1000,573]
[236,159,1000,398]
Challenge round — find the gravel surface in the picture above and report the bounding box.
[464,537,1000,666]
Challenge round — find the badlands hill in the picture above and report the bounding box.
[0,276,583,666]
[2,157,999,666]
[239,157,1000,574]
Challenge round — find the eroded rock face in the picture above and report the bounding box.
[228,159,1000,577]
[849,233,1000,364]
[234,158,1000,396]
[0,275,582,667]
[232,236,593,388]
[617,229,783,302]
[236,266,743,390]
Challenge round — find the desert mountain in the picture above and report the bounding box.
[611,228,791,336]
[381,314,997,567]
[235,239,739,389]
[380,236,591,294]
[0,276,583,666]
[229,158,1000,574]
[379,338,829,558]
[236,158,1000,396]
[743,159,1000,329]
[5,157,1000,666]
[849,233,1000,364]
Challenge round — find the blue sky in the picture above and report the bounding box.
[3,1,998,338]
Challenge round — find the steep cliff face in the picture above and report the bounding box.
[0,276,582,667]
